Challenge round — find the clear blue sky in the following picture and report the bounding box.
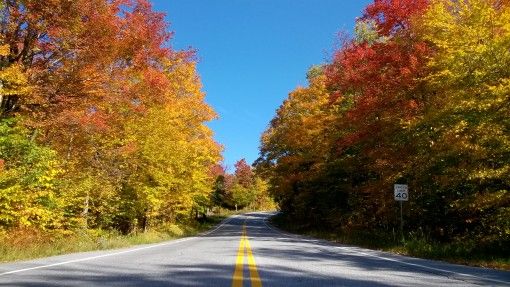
[152,0,372,170]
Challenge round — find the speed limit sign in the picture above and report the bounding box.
[394,184,409,201]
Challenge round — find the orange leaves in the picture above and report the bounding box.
[78,109,111,132]
[234,159,253,188]
[1,0,181,146]
[0,0,222,233]
[259,0,510,246]
[118,141,138,156]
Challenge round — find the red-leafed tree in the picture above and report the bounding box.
[321,0,432,228]
[259,0,510,256]
[0,0,222,232]
[234,159,254,188]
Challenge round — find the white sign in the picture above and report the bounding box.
[394,184,408,201]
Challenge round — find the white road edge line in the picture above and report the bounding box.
[0,215,236,277]
[335,247,510,285]
[262,216,509,285]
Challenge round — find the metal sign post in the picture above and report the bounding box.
[394,184,408,241]
[400,201,403,240]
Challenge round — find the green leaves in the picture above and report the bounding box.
[0,119,63,229]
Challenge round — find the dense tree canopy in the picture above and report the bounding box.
[212,159,275,212]
[257,0,509,252]
[0,0,221,233]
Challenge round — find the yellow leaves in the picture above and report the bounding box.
[488,78,510,105]
[0,0,223,233]
[421,0,510,88]
[266,74,334,158]
[0,44,10,56]
[453,190,509,212]
[37,161,63,189]
[469,166,509,181]
[122,55,221,221]
[0,64,31,97]
[0,175,62,229]
[420,0,510,141]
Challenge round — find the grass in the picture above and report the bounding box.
[270,214,510,271]
[0,215,226,263]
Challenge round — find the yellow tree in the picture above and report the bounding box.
[0,119,63,229]
[125,56,221,229]
[414,0,510,241]
[257,68,339,223]
[0,0,222,233]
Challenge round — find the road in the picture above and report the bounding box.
[0,212,509,286]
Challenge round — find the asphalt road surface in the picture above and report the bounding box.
[0,212,509,286]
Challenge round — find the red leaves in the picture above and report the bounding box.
[78,108,111,132]
[119,141,138,156]
[234,159,253,188]
[118,0,172,66]
[325,0,432,150]
[364,0,429,36]
[0,0,191,168]
[209,164,226,178]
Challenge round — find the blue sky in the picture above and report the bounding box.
[152,0,372,170]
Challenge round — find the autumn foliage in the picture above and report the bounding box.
[211,159,275,212]
[0,0,221,233]
[257,0,510,254]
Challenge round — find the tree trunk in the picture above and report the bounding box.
[82,190,89,229]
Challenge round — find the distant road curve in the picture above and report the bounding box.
[0,212,508,286]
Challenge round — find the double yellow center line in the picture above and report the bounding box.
[231,223,262,287]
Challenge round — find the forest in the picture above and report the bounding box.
[0,0,508,267]
[0,0,272,252]
[256,0,509,259]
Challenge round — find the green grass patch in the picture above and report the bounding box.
[270,214,510,271]
[0,215,226,263]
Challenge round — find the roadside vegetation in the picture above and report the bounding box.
[272,214,510,270]
[0,215,225,263]
[210,159,277,213]
[0,0,273,263]
[257,0,509,270]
